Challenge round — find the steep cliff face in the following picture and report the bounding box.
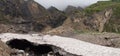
[0,0,52,33]
[84,1,120,33]
[0,0,50,22]
[64,6,87,31]
[62,2,119,33]
[48,6,67,28]
[0,0,120,33]
[84,8,113,32]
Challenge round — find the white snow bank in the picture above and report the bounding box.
[0,33,120,56]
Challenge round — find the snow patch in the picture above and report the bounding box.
[0,33,120,56]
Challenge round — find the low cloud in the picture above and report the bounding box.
[34,0,109,10]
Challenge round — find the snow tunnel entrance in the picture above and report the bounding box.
[6,39,54,56]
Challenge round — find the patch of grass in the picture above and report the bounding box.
[74,29,85,34]
[111,0,120,2]
[104,18,120,33]
[0,11,10,24]
[84,1,120,33]
[74,29,92,34]
[84,1,120,16]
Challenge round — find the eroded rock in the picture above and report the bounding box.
[0,40,11,56]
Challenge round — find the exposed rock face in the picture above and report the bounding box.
[0,0,119,33]
[63,6,113,33]
[0,0,69,33]
[0,0,51,33]
[64,6,87,31]
[48,6,67,28]
[65,6,83,15]
[0,40,11,56]
[84,8,113,32]
[104,11,120,33]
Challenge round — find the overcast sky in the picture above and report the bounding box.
[34,0,109,10]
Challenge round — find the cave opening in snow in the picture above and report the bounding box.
[6,39,54,55]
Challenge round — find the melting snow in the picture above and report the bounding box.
[0,33,120,56]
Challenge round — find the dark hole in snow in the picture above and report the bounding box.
[6,39,80,56]
[6,39,53,55]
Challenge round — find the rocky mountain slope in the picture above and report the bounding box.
[0,0,50,33]
[84,1,120,33]
[0,0,120,34]
[0,0,67,33]
[48,6,67,28]
[0,0,120,56]
[63,1,119,33]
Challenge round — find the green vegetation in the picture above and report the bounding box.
[104,13,120,33]
[74,29,86,34]
[0,12,4,21]
[111,0,120,2]
[0,11,10,24]
[84,1,120,33]
[84,1,120,15]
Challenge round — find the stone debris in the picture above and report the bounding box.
[11,49,26,56]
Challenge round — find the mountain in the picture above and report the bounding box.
[61,1,120,33]
[0,0,120,34]
[0,1,120,56]
[0,0,52,33]
[84,1,120,33]
[47,6,67,28]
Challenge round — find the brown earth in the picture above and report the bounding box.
[0,40,11,56]
[70,33,120,48]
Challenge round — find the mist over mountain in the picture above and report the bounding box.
[34,0,109,10]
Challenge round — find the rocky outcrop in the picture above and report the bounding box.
[48,6,67,28]
[63,6,113,33]
[84,1,120,33]
[0,40,11,56]
[64,6,87,31]
[0,0,51,33]
[104,11,120,33]
[65,5,83,15]
[0,0,120,34]
[84,8,113,32]
[0,0,69,33]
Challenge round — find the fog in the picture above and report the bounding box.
[34,0,109,10]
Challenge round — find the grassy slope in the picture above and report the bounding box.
[84,1,120,33]
[84,1,120,16]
